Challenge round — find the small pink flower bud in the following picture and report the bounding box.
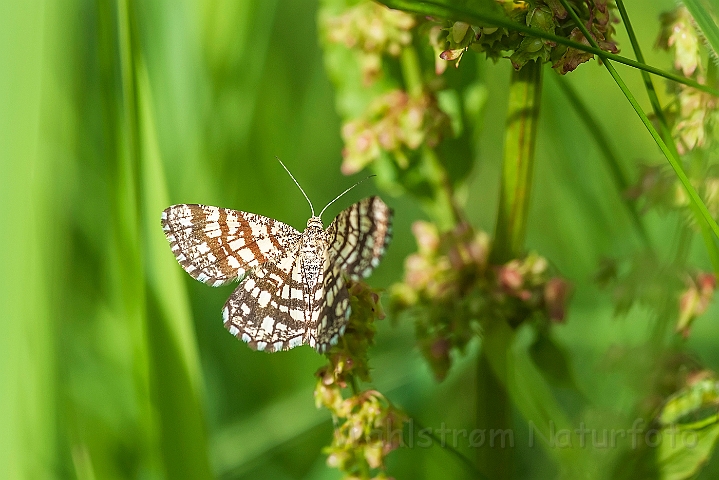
[499,262,524,291]
[544,277,571,323]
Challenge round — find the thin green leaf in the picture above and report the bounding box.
[682,0,719,62]
[115,0,161,476]
[554,75,652,249]
[117,1,212,477]
[616,0,719,272]
[381,0,502,16]
[558,0,719,243]
[377,0,719,97]
[0,1,57,477]
[137,60,214,479]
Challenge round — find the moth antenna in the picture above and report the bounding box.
[276,157,315,217]
[318,175,376,219]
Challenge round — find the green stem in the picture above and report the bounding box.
[621,0,719,275]
[478,60,543,479]
[558,0,719,244]
[475,345,512,478]
[378,0,719,97]
[400,46,461,230]
[616,0,719,270]
[400,46,423,98]
[421,146,462,229]
[490,61,542,263]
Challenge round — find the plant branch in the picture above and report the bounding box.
[377,0,719,97]
[478,60,543,480]
[558,0,719,243]
[616,0,719,274]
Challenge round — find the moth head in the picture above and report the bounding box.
[306,217,323,230]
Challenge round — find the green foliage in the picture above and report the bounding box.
[3,0,719,479]
[681,0,719,65]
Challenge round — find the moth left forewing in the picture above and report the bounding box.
[161,204,301,287]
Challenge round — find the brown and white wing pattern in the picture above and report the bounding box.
[161,196,392,354]
[161,204,301,286]
[222,250,308,352]
[311,260,350,353]
[312,196,392,352]
[325,196,393,280]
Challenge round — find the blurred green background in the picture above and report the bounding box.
[2,0,719,479]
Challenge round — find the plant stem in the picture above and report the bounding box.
[400,46,462,230]
[478,60,543,479]
[490,61,542,263]
[400,46,423,98]
[476,345,512,478]
[421,146,462,230]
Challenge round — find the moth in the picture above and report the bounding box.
[161,161,391,352]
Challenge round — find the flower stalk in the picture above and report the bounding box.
[479,59,543,478]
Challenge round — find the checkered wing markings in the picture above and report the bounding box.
[223,249,308,352]
[312,262,350,353]
[161,204,301,286]
[325,196,393,280]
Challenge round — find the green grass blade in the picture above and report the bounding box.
[683,0,719,61]
[558,0,719,243]
[115,0,162,476]
[377,0,719,97]
[616,0,719,271]
[137,58,214,479]
[0,2,57,478]
[554,75,652,249]
[117,0,213,476]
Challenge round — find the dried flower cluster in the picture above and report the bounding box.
[613,5,719,339]
[677,272,716,338]
[627,164,719,223]
[341,90,450,175]
[315,281,407,479]
[657,6,719,154]
[431,0,619,73]
[391,221,570,380]
[322,1,415,84]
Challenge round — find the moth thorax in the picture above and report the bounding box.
[306,216,324,230]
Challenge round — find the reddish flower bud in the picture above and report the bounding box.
[544,277,571,323]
